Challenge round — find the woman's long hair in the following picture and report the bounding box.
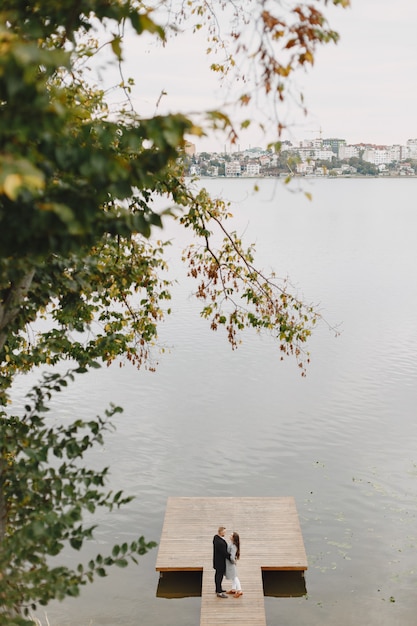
[232,532,240,560]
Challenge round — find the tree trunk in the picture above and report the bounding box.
[0,268,36,353]
[0,269,36,543]
[0,459,6,543]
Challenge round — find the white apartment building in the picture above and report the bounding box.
[363,145,405,164]
[295,147,317,161]
[296,161,315,175]
[299,138,322,149]
[245,162,261,176]
[258,155,271,166]
[362,148,390,164]
[389,145,405,161]
[339,145,360,159]
[288,145,334,162]
[316,149,335,161]
[406,139,417,159]
[225,161,242,176]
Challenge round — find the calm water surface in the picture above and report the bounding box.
[14,178,417,625]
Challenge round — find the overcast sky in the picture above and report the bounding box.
[100,0,417,151]
[297,0,417,147]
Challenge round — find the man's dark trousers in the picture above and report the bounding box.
[214,565,225,594]
[213,534,228,593]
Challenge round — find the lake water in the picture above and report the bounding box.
[18,177,417,625]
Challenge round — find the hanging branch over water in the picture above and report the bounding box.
[178,184,321,374]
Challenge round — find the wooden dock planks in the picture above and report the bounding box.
[155,497,307,625]
[200,561,267,626]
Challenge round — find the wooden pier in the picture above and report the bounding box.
[155,497,308,626]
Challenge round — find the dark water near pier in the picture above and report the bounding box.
[16,177,417,626]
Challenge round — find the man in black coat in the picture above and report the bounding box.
[213,525,228,597]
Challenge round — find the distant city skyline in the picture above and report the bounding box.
[186,137,416,178]
[192,136,417,155]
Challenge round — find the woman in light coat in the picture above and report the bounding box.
[225,532,243,597]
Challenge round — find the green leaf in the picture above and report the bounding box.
[96,568,107,577]
[110,37,123,60]
[70,537,83,550]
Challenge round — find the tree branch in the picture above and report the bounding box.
[0,269,36,354]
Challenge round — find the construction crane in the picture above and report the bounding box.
[307,127,323,140]
[307,127,323,138]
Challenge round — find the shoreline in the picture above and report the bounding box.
[195,174,417,180]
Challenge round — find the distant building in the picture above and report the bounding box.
[341,164,357,174]
[388,145,405,162]
[316,149,335,161]
[339,144,360,159]
[299,138,322,149]
[288,146,315,162]
[225,161,242,176]
[322,138,346,156]
[406,139,417,159]
[296,162,315,175]
[399,163,416,175]
[258,155,271,166]
[288,145,333,162]
[362,145,404,165]
[246,162,261,176]
[362,147,390,165]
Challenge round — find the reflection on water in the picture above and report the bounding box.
[156,570,307,599]
[19,178,417,626]
[156,572,202,598]
[262,571,307,598]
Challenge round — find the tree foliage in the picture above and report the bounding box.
[0,372,156,625]
[347,156,379,176]
[0,0,348,620]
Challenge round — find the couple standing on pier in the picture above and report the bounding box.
[213,526,243,599]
